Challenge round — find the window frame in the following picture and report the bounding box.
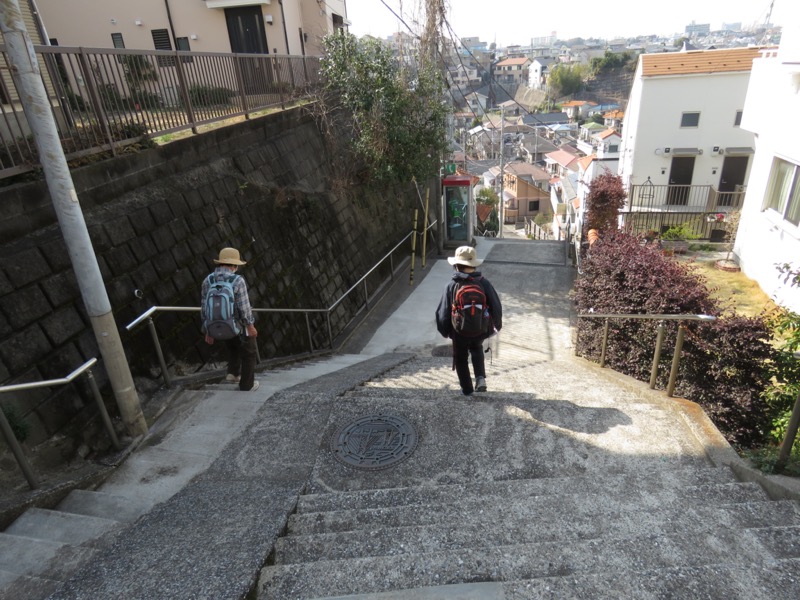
[763,157,800,227]
[734,110,743,127]
[151,28,175,67]
[528,200,540,212]
[680,111,700,128]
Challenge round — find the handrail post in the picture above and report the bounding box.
[666,323,686,397]
[146,316,172,388]
[0,406,39,489]
[390,254,395,280]
[326,311,334,350]
[650,320,666,388]
[599,318,609,368]
[85,369,122,451]
[775,388,800,473]
[363,280,369,311]
[305,312,314,352]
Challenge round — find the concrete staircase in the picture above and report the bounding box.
[256,356,800,599]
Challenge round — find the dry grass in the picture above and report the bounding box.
[684,257,778,317]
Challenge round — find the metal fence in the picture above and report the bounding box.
[0,44,321,179]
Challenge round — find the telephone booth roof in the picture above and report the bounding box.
[442,175,473,187]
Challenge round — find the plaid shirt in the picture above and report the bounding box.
[200,266,255,326]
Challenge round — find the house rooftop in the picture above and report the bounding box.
[504,162,550,180]
[641,46,767,77]
[496,57,531,67]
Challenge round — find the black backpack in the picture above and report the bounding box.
[450,278,491,337]
[202,273,242,340]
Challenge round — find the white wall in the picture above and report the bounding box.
[735,32,800,312]
[620,66,755,188]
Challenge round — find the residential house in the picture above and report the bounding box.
[603,110,625,130]
[577,128,621,158]
[528,57,557,90]
[500,162,551,223]
[514,133,558,165]
[560,100,597,121]
[734,28,800,312]
[573,132,622,245]
[35,0,348,57]
[494,56,531,86]
[618,45,766,237]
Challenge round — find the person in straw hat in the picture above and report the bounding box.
[201,247,259,392]
[435,246,502,396]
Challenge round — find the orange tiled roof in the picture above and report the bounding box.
[476,203,493,223]
[577,154,596,171]
[641,47,766,77]
[496,57,530,67]
[604,109,625,119]
[598,129,620,139]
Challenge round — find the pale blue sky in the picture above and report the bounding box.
[345,0,796,46]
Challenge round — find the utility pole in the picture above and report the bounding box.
[498,106,505,238]
[1,0,147,437]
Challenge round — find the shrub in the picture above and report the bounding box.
[188,85,236,107]
[585,172,626,233]
[573,230,777,446]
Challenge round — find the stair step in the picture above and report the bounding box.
[287,481,769,536]
[4,508,123,545]
[57,489,151,523]
[297,466,737,513]
[275,500,800,564]
[0,571,62,600]
[258,527,800,599]
[502,557,800,600]
[0,534,64,575]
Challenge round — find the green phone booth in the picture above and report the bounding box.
[442,175,474,247]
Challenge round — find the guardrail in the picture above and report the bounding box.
[576,313,717,397]
[0,358,121,490]
[127,222,437,388]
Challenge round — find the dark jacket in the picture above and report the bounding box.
[435,270,502,340]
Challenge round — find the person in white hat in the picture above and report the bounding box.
[435,246,502,396]
[200,247,259,392]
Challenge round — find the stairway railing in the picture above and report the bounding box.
[127,222,437,388]
[0,358,121,490]
[576,313,717,397]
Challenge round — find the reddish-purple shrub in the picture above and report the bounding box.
[585,172,627,233]
[573,229,777,447]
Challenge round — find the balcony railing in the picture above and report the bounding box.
[623,183,745,240]
[0,45,321,180]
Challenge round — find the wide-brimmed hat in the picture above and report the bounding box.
[447,246,483,267]
[214,247,247,266]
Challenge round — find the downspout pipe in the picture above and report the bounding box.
[163,0,178,47]
[278,0,290,54]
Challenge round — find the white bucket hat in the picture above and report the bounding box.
[213,247,247,266]
[447,246,483,267]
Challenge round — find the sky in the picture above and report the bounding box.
[345,0,798,46]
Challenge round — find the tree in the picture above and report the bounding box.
[585,172,626,232]
[314,33,449,186]
[476,187,499,207]
[548,64,585,97]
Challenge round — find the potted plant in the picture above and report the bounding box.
[660,222,698,254]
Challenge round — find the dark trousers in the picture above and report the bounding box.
[453,336,486,394]
[225,334,258,391]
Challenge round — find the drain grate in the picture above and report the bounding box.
[331,414,418,470]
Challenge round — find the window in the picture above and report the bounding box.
[528,200,540,212]
[151,29,175,67]
[764,158,800,226]
[111,33,125,48]
[608,144,619,153]
[176,37,193,63]
[734,110,743,127]
[680,112,700,127]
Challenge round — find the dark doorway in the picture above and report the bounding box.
[717,155,749,207]
[667,156,695,205]
[225,6,268,54]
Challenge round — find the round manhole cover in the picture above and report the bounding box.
[331,414,418,470]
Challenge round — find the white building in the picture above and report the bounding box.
[734,27,800,312]
[618,46,764,219]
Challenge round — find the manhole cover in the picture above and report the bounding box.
[331,414,418,470]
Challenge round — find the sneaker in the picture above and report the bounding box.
[225,374,241,383]
[246,381,260,392]
[475,377,487,392]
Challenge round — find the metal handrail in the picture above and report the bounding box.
[0,358,122,490]
[577,313,717,397]
[126,221,437,387]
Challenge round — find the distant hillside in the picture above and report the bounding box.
[581,67,635,107]
[513,87,548,112]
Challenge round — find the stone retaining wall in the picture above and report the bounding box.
[0,106,433,463]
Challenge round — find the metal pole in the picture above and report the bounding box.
[422,189,429,269]
[305,313,313,352]
[326,312,334,350]
[363,280,369,310]
[650,321,666,388]
[0,404,39,489]
[147,317,172,388]
[1,1,147,437]
[85,370,122,451]
[498,106,505,238]
[600,318,609,368]
[776,387,800,473]
[666,324,686,397]
[409,209,418,286]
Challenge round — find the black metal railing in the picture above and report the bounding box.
[0,44,321,180]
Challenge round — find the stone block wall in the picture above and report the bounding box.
[0,106,436,463]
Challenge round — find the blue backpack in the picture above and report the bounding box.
[202,273,241,340]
